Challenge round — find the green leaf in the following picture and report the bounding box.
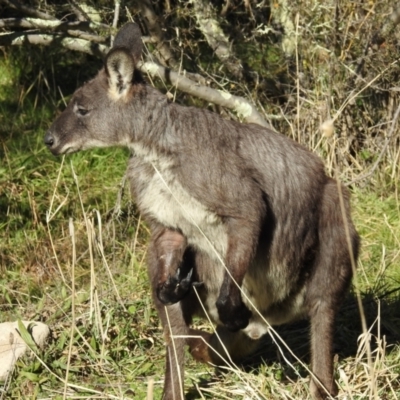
[20,371,40,382]
[128,304,137,314]
[17,320,39,352]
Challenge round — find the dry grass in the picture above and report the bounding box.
[2,146,398,399]
[1,1,400,398]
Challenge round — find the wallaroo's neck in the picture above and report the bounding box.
[124,80,236,158]
[122,84,210,156]
[125,83,185,156]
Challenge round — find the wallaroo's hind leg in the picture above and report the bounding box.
[309,301,338,399]
[307,180,360,400]
[158,303,189,400]
[147,228,195,400]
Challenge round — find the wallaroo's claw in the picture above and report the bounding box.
[185,268,193,281]
[179,268,193,286]
[157,266,197,305]
[179,268,203,289]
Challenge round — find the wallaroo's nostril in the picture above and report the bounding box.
[44,132,54,147]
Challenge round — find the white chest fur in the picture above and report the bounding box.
[130,144,228,262]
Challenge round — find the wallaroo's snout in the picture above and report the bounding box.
[43,130,65,156]
[44,131,55,150]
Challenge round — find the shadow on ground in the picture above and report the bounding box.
[185,288,400,398]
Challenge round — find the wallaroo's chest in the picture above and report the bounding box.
[127,145,228,261]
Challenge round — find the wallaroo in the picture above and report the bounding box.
[45,22,359,400]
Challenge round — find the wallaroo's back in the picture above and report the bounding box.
[45,22,359,400]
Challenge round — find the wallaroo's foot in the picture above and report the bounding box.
[157,268,202,305]
[216,297,252,332]
[310,378,338,400]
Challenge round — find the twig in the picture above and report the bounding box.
[0,18,107,42]
[135,0,179,68]
[140,60,271,128]
[0,0,57,21]
[64,218,76,400]
[0,31,269,127]
[112,0,121,29]
[110,0,121,46]
[0,32,107,57]
[346,102,400,186]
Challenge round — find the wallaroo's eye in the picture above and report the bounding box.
[77,106,89,116]
[74,103,90,116]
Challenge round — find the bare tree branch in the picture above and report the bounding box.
[112,0,121,29]
[0,32,107,57]
[189,0,244,79]
[110,0,121,45]
[0,29,269,127]
[67,0,91,23]
[64,1,109,29]
[0,18,101,32]
[0,18,107,42]
[270,0,296,56]
[139,61,271,128]
[134,0,179,69]
[0,0,57,21]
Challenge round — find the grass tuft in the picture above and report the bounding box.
[1,34,400,399]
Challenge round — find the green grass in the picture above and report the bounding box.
[1,48,400,400]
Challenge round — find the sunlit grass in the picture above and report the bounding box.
[1,44,399,399]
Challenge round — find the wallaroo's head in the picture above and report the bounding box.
[44,23,144,156]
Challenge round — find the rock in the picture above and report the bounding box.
[0,321,50,381]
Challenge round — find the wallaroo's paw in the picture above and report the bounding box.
[157,268,202,305]
[310,378,338,400]
[216,298,252,332]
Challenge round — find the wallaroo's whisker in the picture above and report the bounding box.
[45,22,360,400]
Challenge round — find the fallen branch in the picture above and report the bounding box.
[189,0,244,79]
[134,0,179,69]
[0,18,106,33]
[0,0,56,21]
[0,32,270,128]
[0,18,107,42]
[0,32,107,57]
[139,61,270,128]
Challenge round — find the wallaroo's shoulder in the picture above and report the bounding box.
[166,99,314,152]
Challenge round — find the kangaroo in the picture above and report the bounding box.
[44,23,360,400]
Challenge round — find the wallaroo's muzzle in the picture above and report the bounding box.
[44,131,55,148]
[44,131,63,155]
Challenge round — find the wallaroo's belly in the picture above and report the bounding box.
[133,158,308,339]
[201,260,308,339]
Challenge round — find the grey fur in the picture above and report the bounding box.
[45,23,360,400]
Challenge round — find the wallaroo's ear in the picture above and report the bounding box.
[112,22,142,65]
[105,48,135,101]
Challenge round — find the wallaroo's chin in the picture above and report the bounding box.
[62,146,79,155]
[46,145,75,156]
[44,133,78,156]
